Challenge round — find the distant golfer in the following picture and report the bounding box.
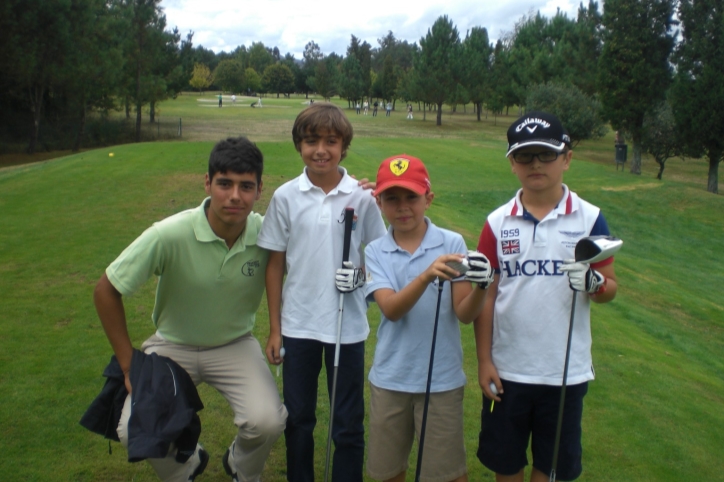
[93,137,287,482]
[364,154,493,482]
[475,111,619,481]
[218,93,222,107]
[258,102,386,482]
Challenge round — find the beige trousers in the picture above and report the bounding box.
[117,333,287,482]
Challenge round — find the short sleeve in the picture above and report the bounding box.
[477,220,499,270]
[257,194,290,252]
[106,226,165,297]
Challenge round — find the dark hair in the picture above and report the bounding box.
[291,102,354,160]
[208,137,263,184]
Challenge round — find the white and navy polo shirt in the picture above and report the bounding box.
[477,185,613,386]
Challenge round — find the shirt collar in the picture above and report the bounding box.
[509,184,575,217]
[192,197,259,249]
[299,166,354,194]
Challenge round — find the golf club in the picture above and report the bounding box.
[324,207,355,482]
[549,236,622,482]
[414,278,445,482]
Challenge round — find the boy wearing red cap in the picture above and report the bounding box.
[475,111,619,481]
[364,155,494,482]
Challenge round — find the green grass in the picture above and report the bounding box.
[0,96,722,481]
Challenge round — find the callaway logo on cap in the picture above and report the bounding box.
[506,111,572,157]
[374,154,431,196]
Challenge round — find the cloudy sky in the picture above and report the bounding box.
[162,0,581,57]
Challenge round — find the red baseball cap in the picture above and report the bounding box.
[374,154,431,196]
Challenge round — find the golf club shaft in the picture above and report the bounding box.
[550,292,577,482]
[324,207,355,482]
[414,280,444,482]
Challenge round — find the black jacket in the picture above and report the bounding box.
[80,350,203,463]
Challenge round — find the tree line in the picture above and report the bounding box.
[0,0,721,193]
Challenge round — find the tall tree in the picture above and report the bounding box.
[414,15,462,126]
[346,35,372,98]
[213,59,245,93]
[248,42,274,75]
[301,41,323,98]
[461,27,493,121]
[338,55,366,104]
[671,0,724,193]
[262,63,295,97]
[7,0,74,153]
[598,0,676,174]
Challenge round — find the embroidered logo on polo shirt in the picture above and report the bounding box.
[241,259,261,276]
[390,158,409,176]
[559,230,585,238]
[501,239,520,255]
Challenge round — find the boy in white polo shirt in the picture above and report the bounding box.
[475,112,619,482]
[94,137,287,482]
[364,154,494,482]
[258,102,386,482]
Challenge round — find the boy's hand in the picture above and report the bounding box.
[350,175,376,192]
[478,360,502,402]
[266,333,283,365]
[464,250,494,289]
[426,254,469,283]
[560,261,605,293]
[335,261,365,293]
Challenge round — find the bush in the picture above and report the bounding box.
[526,82,607,145]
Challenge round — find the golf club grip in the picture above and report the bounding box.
[342,207,354,264]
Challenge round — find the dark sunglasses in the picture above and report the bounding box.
[512,150,563,164]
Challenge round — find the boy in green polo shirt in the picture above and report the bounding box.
[93,136,287,482]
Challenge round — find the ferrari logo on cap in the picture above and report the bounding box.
[390,158,409,176]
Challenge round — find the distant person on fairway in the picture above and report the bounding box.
[364,154,494,482]
[258,102,386,482]
[93,137,287,482]
[373,101,379,116]
[218,93,222,107]
[475,111,619,482]
[386,102,392,117]
[363,100,369,115]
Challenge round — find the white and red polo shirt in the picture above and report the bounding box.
[477,185,613,386]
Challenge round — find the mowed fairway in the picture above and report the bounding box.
[1,94,722,481]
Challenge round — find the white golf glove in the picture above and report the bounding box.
[464,251,494,289]
[560,261,605,293]
[335,261,365,293]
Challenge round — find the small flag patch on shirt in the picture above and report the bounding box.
[501,239,520,255]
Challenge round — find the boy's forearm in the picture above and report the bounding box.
[266,251,285,335]
[94,274,134,373]
[452,283,487,324]
[376,273,434,321]
[589,263,617,304]
[473,277,498,364]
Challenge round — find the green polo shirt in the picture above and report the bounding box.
[106,198,268,347]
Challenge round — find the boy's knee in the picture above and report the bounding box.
[236,403,287,440]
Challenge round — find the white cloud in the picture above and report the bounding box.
[162,0,580,57]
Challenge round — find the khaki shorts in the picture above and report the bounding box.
[367,384,467,482]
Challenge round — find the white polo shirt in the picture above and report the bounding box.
[257,167,386,344]
[477,185,613,385]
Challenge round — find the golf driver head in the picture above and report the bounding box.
[574,236,623,264]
